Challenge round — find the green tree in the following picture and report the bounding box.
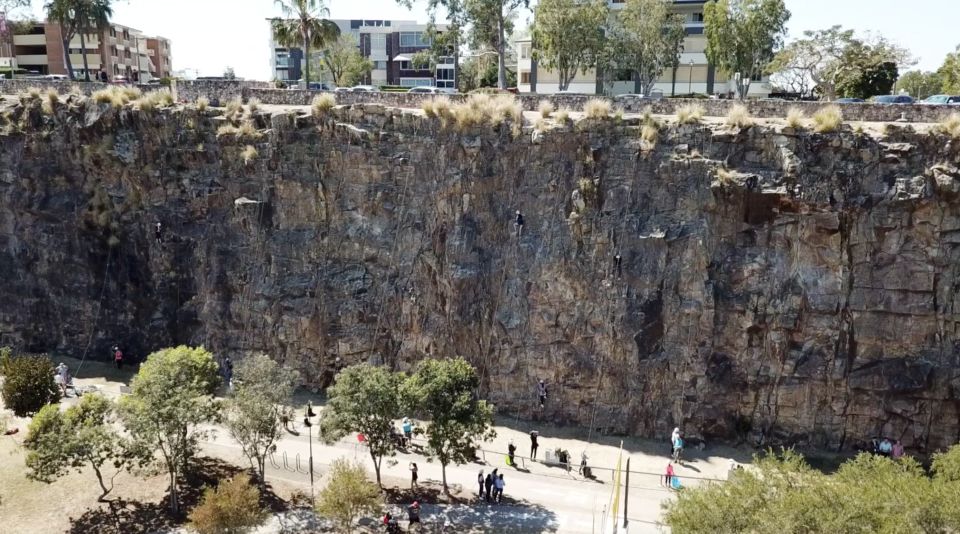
[0,352,57,417]
[76,0,113,82]
[225,354,299,486]
[402,357,495,494]
[24,394,141,501]
[318,364,405,488]
[188,475,267,534]
[898,71,943,100]
[44,0,81,79]
[703,0,791,99]
[604,0,686,97]
[319,34,373,87]
[939,45,960,94]
[530,0,606,92]
[463,0,529,89]
[767,25,856,100]
[271,0,340,86]
[118,345,220,515]
[315,458,382,532]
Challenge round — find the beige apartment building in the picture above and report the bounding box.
[4,21,171,81]
[517,0,771,97]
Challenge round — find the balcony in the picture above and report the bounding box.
[13,34,46,46]
[69,54,101,67]
[16,54,48,65]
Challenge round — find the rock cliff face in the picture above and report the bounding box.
[2,94,960,451]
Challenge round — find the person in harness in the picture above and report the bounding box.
[537,379,547,408]
[514,210,524,237]
[113,346,124,369]
[154,222,163,245]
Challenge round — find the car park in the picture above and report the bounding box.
[872,95,914,104]
[921,95,960,105]
[834,98,865,103]
[407,86,440,94]
[351,85,380,93]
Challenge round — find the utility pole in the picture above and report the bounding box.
[623,458,630,531]
[687,59,694,95]
[303,402,318,500]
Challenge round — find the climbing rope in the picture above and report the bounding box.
[74,247,113,379]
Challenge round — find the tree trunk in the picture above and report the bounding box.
[61,38,76,80]
[168,468,179,514]
[370,449,382,488]
[738,78,750,100]
[441,461,449,494]
[93,465,112,502]
[496,8,506,90]
[257,455,266,486]
[80,31,91,82]
[302,31,310,87]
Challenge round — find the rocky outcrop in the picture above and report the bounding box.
[1,93,960,452]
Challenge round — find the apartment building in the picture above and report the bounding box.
[268,18,455,88]
[3,21,172,81]
[517,0,770,97]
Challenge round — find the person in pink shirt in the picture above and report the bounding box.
[892,440,905,459]
[664,462,675,487]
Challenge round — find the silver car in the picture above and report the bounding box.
[351,85,381,93]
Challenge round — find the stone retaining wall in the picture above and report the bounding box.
[2,78,956,123]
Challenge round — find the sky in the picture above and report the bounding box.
[16,0,960,80]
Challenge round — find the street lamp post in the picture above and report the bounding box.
[687,59,694,95]
[303,402,318,499]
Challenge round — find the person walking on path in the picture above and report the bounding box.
[494,473,505,503]
[664,462,675,487]
[113,346,124,370]
[484,473,494,503]
[402,417,413,444]
[477,470,485,498]
[409,462,418,489]
[530,430,540,460]
[507,440,517,467]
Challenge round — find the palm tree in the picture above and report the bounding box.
[271,0,339,86]
[77,0,112,82]
[45,0,78,79]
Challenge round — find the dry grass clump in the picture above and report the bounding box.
[812,105,843,133]
[42,88,59,114]
[237,121,262,139]
[447,93,524,135]
[135,90,174,111]
[225,98,243,120]
[246,98,261,114]
[241,145,258,165]
[725,104,753,128]
[583,98,612,119]
[490,94,522,125]
[534,117,548,132]
[554,107,571,123]
[422,96,452,119]
[19,87,41,102]
[311,93,336,117]
[538,100,555,118]
[677,103,705,125]
[195,96,209,112]
[91,86,141,108]
[785,107,806,129]
[640,124,659,146]
[934,112,960,140]
[217,124,238,137]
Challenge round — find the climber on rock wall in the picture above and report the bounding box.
[154,222,163,245]
[537,379,547,408]
[515,210,524,237]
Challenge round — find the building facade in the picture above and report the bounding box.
[268,18,455,88]
[4,21,171,81]
[517,0,771,97]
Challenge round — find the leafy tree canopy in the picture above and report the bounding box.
[1,350,57,417]
[531,0,607,92]
[315,458,382,531]
[188,475,267,534]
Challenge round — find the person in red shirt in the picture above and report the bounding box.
[113,346,124,369]
[664,462,675,487]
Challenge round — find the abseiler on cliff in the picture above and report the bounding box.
[2,90,960,452]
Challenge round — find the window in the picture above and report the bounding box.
[520,44,531,59]
[436,68,454,81]
[371,33,386,52]
[399,78,433,87]
[399,32,431,48]
[691,12,704,22]
[276,53,289,68]
[398,60,412,70]
[373,61,387,70]
[520,71,530,84]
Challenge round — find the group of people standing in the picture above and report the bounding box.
[478,469,506,503]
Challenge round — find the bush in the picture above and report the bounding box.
[422,96,451,119]
[538,99,554,118]
[785,107,806,129]
[91,86,141,108]
[725,104,752,128]
[583,98,611,119]
[311,93,336,117]
[315,459,382,532]
[677,103,704,125]
[812,105,843,133]
[135,90,174,111]
[934,112,960,140]
[1,353,58,417]
[188,475,267,534]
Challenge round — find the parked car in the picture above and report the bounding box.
[351,85,380,93]
[112,75,129,85]
[872,95,914,104]
[921,94,960,105]
[307,82,334,91]
[407,86,441,94]
[334,86,353,93]
[834,98,865,103]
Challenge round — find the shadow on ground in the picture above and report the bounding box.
[66,457,288,534]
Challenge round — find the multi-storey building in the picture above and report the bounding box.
[4,20,171,81]
[517,0,770,97]
[268,18,455,89]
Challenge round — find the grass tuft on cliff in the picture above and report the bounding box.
[448,94,523,135]
[246,98,261,114]
[725,104,753,128]
[640,124,658,147]
[311,94,336,117]
[91,86,142,108]
[677,103,704,125]
[195,96,209,112]
[538,100,554,118]
[785,107,806,129]
[812,105,843,133]
[241,145,258,166]
[554,107,571,124]
[42,89,59,115]
[583,98,611,119]
[421,96,451,119]
[135,90,175,112]
[935,113,960,140]
[225,98,243,121]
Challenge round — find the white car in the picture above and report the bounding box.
[408,86,441,94]
[351,85,380,93]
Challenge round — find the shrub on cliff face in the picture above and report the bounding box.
[195,96,209,112]
[813,105,843,133]
[135,90,174,111]
[785,107,806,129]
[677,103,704,125]
[1,352,58,417]
[935,113,960,140]
[421,96,451,119]
[554,107,571,123]
[246,98,261,114]
[241,145,258,165]
[311,93,336,117]
[41,89,59,115]
[538,100,555,118]
[725,104,753,128]
[583,98,612,119]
